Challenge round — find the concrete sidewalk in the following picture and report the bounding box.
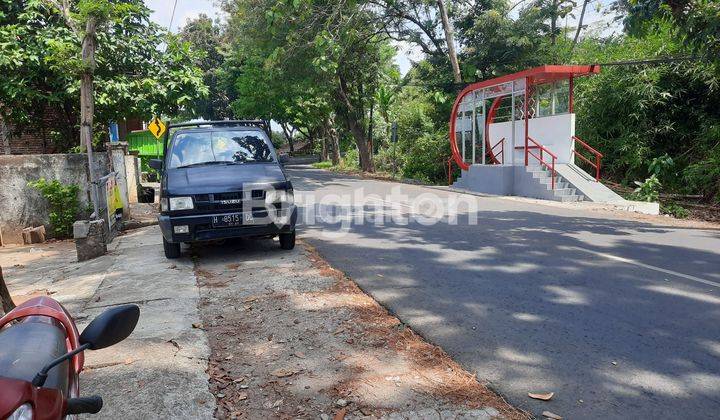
[0,226,215,419]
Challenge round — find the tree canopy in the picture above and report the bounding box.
[0,0,207,150]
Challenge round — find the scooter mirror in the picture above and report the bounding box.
[80,304,140,350]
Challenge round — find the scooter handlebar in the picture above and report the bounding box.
[65,396,103,415]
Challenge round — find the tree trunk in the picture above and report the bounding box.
[327,114,340,166]
[436,0,462,84]
[80,17,101,220]
[368,101,375,154]
[572,0,590,50]
[336,75,374,172]
[1,118,9,154]
[550,0,558,46]
[321,134,329,161]
[0,266,15,315]
[281,123,295,153]
[79,18,96,152]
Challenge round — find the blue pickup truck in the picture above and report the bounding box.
[149,121,297,259]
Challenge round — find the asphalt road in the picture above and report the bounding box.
[287,166,720,419]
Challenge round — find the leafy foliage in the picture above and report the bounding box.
[0,0,207,150]
[632,174,661,202]
[27,178,81,238]
[179,14,231,120]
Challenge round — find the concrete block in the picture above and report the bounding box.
[22,226,46,244]
[74,219,107,262]
[73,221,90,239]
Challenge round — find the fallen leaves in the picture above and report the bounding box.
[333,407,347,420]
[528,392,554,401]
[542,411,562,419]
[270,367,301,378]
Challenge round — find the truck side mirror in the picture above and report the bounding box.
[149,159,163,171]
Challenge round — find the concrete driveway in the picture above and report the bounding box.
[0,226,215,419]
[288,166,720,419]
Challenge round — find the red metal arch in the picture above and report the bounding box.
[448,92,504,170]
[449,65,600,170]
[485,96,504,164]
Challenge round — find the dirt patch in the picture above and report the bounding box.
[194,239,527,419]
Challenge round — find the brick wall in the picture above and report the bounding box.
[0,108,70,155]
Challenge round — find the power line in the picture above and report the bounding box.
[597,56,700,66]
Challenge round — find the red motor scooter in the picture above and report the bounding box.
[0,296,139,419]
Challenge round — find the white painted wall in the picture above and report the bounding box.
[488,113,576,165]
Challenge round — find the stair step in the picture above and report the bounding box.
[553,187,577,196]
[557,195,581,202]
[538,178,566,187]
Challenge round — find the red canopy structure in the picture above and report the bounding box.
[449,65,601,181]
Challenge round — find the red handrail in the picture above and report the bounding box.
[526,136,557,189]
[489,138,504,164]
[572,135,603,181]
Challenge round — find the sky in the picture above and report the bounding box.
[144,0,621,77]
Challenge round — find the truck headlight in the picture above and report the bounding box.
[169,196,194,211]
[7,404,33,420]
[161,197,169,212]
[265,190,294,205]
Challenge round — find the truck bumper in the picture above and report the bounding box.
[159,205,297,243]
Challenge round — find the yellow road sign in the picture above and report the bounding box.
[148,116,166,140]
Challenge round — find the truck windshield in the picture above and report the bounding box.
[168,130,274,169]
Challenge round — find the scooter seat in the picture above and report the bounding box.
[0,321,69,392]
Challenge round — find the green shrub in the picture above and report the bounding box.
[631,174,661,202]
[340,148,360,170]
[661,202,689,219]
[27,178,82,238]
[401,130,450,183]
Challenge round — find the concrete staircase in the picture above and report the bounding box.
[449,161,643,206]
[516,164,585,202]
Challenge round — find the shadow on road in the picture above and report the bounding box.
[289,168,720,419]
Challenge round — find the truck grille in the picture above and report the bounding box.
[193,191,266,213]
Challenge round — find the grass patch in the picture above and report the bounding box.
[312,161,334,169]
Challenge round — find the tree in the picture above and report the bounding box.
[43,0,126,151]
[180,14,231,120]
[223,0,397,172]
[572,0,590,49]
[0,0,207,150]
[624,0,720,69]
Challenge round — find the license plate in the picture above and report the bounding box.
[212,213,253,228]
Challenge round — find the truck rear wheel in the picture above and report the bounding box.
[163,237,181,259]
[279,230,296,250]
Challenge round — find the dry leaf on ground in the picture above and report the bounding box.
[270,368,300,378]
[333,408,347,420]
[542,411,562,419]
[528,392,554,401]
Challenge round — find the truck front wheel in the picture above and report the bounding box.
[279,230,296,250]
[163,237,181,259]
